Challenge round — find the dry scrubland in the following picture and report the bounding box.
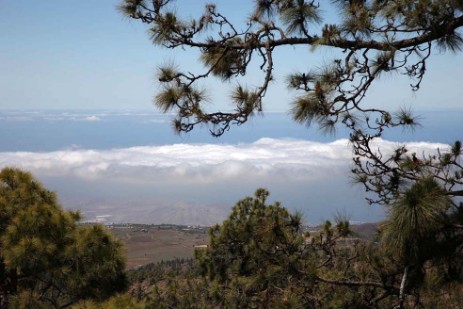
[108,225,209,269]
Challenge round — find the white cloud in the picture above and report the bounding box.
[0,138,450,185]
[84,115,101,121]
[2,137,450,224]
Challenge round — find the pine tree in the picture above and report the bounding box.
[0,167,127,308]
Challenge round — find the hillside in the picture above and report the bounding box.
[108,224,209,269]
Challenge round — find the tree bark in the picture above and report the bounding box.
[396,266,409,309]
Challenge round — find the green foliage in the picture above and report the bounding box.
[72,293,146,309]
[201,38,246,80]
[66,225,128,301]
[381,178,451,263]
[140,189,386,308]
[119,188,463,308]
[230,85,259,114]
[198,189,305,284]
[280,0,321,34]
[0,167,127,308]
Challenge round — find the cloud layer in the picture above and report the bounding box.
[0,138,450,184]
[0,138,451,224]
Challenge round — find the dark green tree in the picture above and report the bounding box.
[195,189,307,308]
[0,167,127,309]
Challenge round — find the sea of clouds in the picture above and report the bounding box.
[0,138,449,183]
[0,137,451,224]
[0,138,352,183]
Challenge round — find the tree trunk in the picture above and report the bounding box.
[396,266,409,309]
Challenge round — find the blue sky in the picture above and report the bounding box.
[1,0,463,111]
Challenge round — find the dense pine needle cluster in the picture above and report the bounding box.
[0,168,127,309]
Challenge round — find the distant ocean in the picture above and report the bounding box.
[0,109,462,151]
[0,109,461,225]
